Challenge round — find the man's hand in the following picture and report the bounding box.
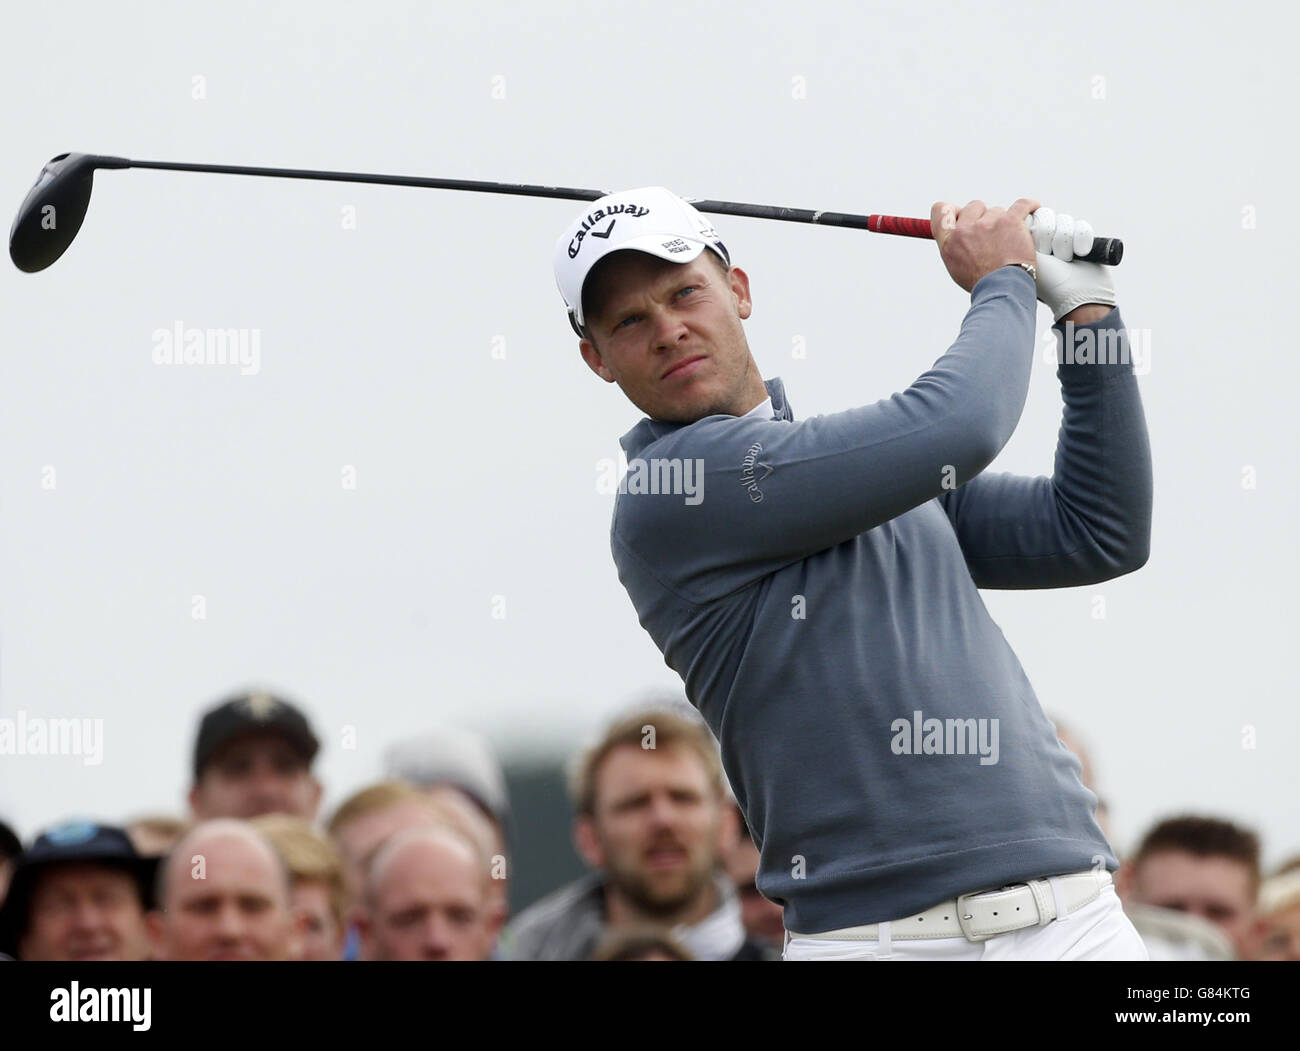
[1027,208,1118,323]
[931,197,1039,293]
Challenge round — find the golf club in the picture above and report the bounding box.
[8,152,1125,274]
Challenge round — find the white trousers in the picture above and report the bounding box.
[783,884,1148,960]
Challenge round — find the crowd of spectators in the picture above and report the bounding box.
[0,691,1293,961]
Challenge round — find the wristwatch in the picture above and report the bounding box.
[1010,261,1037,281]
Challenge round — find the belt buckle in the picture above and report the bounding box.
[955,886,1001,943]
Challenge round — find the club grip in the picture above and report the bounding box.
[865,214,1124,266]
[1080,237,1123,266]
[866,214,932,239]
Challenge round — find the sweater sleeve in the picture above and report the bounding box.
[936,307,1153,588]
[612,266,1039,600]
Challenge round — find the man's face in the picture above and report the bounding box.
[18,862,151,961]
[363,839,500,961]
[581,743,723,916]
[1130,850,1257,957]
[154,833,299,961]
[578,251,761,423]
[190,735,321,821]
[292,878,344,962]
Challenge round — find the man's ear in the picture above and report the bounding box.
[728,266,752,321]
[579,338,616,384]
[573,815,605,871]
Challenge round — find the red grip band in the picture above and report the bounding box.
[867,215,934,240]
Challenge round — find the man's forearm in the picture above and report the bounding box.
[937,302,1152,588]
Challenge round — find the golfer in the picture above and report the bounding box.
[553,187,1152,960]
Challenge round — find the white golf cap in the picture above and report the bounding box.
[553,186,730,335]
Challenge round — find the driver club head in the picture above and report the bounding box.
[9,153,128,273]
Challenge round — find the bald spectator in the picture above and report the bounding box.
[423,785,507,909]
[150,819,303,961]
[327,781,484,907]
[503,707,778,961]
[189,689,322,821]
[1116,814,1260,959]
[0,822,154,961]
[356,825,503,961]
[385,728,511,905]
[126,815,188,860]
[721,804,785,950]
[327,780,502,959]
[252,814,347,961]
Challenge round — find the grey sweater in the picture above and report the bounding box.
[611,266,1152,934]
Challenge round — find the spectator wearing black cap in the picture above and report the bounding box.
[0,822,155,961]
[189,689,322,821]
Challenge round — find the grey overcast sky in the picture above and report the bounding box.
[1,0,1295,864]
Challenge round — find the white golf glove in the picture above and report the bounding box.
[1026,208,1116,322]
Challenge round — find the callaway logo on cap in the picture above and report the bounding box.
[553,186,730,336]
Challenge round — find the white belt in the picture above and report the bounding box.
[789,869,1111,943]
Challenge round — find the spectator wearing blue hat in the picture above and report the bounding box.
[0,821,155,961]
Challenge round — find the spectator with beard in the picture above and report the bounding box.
[502,706,778,960]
